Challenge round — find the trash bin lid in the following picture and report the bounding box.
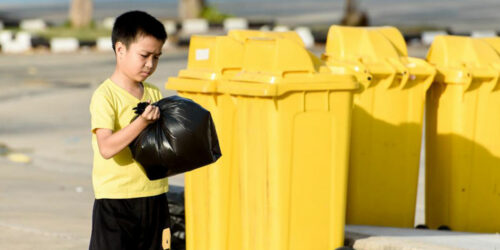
[219,37,358,97]
[324,25,405,62]
[322,25,436,90]
[427,36,500,88]
[166,35,244,93]
[184,35,244,77]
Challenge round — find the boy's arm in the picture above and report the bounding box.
[95,103,160,159]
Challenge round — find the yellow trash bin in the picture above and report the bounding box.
[218,37,358,249]
[166,35,244,250]
[323,25,436,227]
[426,35,500,233]
[166,30,327,250]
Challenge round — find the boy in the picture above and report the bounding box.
[89,11,171,250]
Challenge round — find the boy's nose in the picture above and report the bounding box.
[145,57,153,68]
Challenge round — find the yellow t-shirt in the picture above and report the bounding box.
[89,78,168,199]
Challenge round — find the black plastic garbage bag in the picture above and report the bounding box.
[129,95,221,180]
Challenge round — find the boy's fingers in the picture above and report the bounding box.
[151,109,158,120]
[140,103,160,122]
[146,104,155,113]
[143,106,150,115]
[142,105,154,119]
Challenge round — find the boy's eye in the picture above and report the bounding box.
[141,54,148,58]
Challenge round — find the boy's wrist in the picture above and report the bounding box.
[138,116,153,125]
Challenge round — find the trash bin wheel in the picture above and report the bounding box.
[415,224,429,229]
[438,225,451,231]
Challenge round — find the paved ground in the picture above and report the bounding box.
[2,44,494,250]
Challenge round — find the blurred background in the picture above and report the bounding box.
[2,0,500,32]
[0,0,500,249]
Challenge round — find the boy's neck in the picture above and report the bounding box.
[110,70,142,90]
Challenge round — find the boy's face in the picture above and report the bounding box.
[116,34,164,83]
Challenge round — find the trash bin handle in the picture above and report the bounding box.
[468,68,498,80]
[385,57,410,89]
[405,57,437,92]
[489,63,500,92]
[467,66,500,92]
[434,66,497,93]
[373,58,400,89]
[324,59,373,86]
[434,66,472,86]
[221,67,242,75]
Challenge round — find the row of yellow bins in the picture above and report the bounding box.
[165,26,500,250]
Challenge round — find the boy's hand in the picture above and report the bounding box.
[140,100,160,124]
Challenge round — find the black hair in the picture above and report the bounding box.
[111,10,167,52]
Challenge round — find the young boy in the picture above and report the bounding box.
[89,11,171,250]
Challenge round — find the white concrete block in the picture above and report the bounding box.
[471,30,497,38]
[259,25,271,31]
[20,19,47,31]
[2,43,27,53]
[16,32,32,44]
[0,30,13,44]
[96,37,113,52]
[2,41,31,53]
[223,18,248,31]
[273,25,290,32]
[102,17,115,30]
[294,26,315,48]
[182,19,209,34]
[163,20,177,36]
[50,37,79,53]
[2,32,32,53]
[421,31,447,46]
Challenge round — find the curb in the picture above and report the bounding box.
[0,17,499,54]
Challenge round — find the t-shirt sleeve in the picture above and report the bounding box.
[90,90,115,133]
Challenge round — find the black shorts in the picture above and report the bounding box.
[89,193,172,250]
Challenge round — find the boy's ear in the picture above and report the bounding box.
[115,41,126,57]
